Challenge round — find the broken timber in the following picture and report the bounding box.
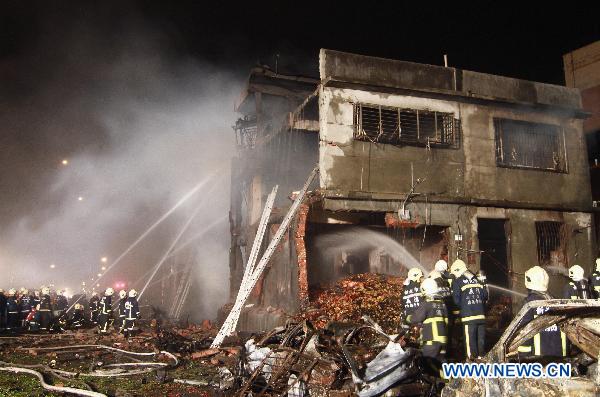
[212,166,318,348]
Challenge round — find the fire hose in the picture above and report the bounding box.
[16,344,178,377]
[0,365,106,397]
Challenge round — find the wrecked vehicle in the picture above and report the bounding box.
[236,318,440,396]
[442,299,600,397]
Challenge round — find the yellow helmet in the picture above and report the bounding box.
[568,265,584,282]
[407,268,424,283]
[421,278,441,297]
[525,266,549,292]
[434,260,448,272]
[595,258,600,273]
[450,259,468,278]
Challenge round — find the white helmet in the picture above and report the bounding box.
[105,288,114,296]
[568,265,585,282]
[434,260,448,272]
[128,289,138,298]
[41,287,50,295]
[0,289,4,294]
[74,303,83,310]
[407,268,424,283]
[595,258,600,273]
[421,278,441,297]
[450,259,468,278]
[8,288,16,296]
[22,288,29,295]
[525,266,549,292]
[119,290,127,299]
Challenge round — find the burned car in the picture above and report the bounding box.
[442,299,600,397]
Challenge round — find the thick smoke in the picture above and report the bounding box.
[0,8,237,319]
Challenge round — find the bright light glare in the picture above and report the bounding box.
[101,257,108,263]
[50,264,56,269]
[61,159,68,165]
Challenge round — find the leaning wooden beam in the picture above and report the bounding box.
[213,185,278,341]
[212,166,318,348]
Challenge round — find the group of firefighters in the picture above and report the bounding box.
[0,286,141,336]
[402,257,600,375]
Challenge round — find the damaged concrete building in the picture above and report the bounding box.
[229,49,597,331]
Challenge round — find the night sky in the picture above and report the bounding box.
[2,1,599,82]
[0,1,598,312]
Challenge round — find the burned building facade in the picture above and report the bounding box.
[229,50,597,331]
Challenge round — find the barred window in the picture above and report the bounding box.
[494,118,567,172]
[535,221,568,267]
[353,104,459,147]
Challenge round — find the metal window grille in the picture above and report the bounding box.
[234,115,258,150]
[535,221,568,267]
[353,104,459,147]
[494,118,567,172]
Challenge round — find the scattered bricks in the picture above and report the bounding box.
[191,349,220,360]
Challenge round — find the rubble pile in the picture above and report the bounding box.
[302,273,404,333]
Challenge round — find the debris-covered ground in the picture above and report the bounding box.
[0,274,444,396]
[301,273,404,333]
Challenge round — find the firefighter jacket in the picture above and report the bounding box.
[19,295,33,312]
[452,272,487,322]
[99,296,112,315]
[89,296,99,312]
[56,295,68,311]
[125,297,140,320]
[518,291,566,357]
[118,299,127,317]
[402,279,423,321]
[591,271,600,299]
[39,295,52,311]
[6,297,19,313]
[563,279,591,299]
[0,294,6,316]
[408,297,448,347]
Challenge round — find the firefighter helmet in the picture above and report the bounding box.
[434,260,448,272]
[128,289,138,298]
[568,265,585,281]
[41,286,50,295]
[22,288,29,295]
[420,278,441,297]
[105,288,114,296]
[407,268,424,283]
[119,290,127,299]
[74,303,83,310]
[595,258,600,272]
[524,266,549,292]
[8,288,16,296]
[0,289,4,294]
[450,259,468,278]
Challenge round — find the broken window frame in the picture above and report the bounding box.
[494,118,568,173]
[353,103,460,148]
[535,221,569,267]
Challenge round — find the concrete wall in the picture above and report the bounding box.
[318,85,592,210]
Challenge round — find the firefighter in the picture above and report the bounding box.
[6,289,20,331]
[56,290,69,314]
[89,292,100,324]
[19,289,33,328]
[123,289,140,337]
[0,289,7,330]
[563,265,591,299]
[591,258,600,299]
[518,266,567,357]
[451,259,488,360]
[98,288,114,334]
[70,303,85,329]
[115,290,127,332]
[429,259,458,354]
[38,286,53,331]
[409,277,448,377]
[402,268,424,324]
